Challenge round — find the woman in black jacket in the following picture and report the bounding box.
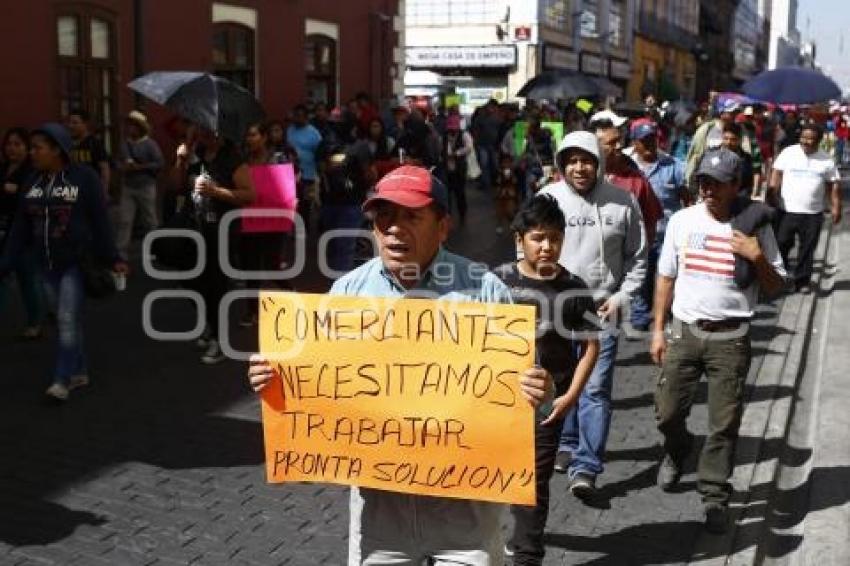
[0,127,44,339]
[0,123,126,401]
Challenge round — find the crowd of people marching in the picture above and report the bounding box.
[1,88,845,564]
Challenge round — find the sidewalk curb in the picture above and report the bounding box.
[790,216,850,566]
[688,217,835,565]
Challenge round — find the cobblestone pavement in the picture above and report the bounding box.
[1,186,784,566]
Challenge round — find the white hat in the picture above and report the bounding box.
[589,109,627,128]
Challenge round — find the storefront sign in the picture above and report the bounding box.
[543,44,579,71]
[406,46,517,68]
[609,59,632,80]
[514,26,532,41]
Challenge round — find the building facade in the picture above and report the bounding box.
[768,0,801,68]
[404,0,635,112]
[731,0,762,84]
[1,0,402,151]
[628,0,700,102]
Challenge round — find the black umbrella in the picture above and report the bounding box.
[517,70,616,100]
[613,101,650,118]
[128,71,265,141]
[742,67,842,105]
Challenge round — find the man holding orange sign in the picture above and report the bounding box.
[248,166,553,565]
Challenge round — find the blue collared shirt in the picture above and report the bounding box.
[624,148,686,235]
[330,247,512,304]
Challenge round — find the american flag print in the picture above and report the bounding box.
[682,233,734,278]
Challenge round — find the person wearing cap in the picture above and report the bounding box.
[588,110,628,131]
[651,147,785,533]
[685,99,744,194]
[622,120,687,333]
[66,108,111,198]
[246,165,553,564]
[0,123,127,401]
[769,123,842,294]
[115,110,164,260]
[538,131,647,497]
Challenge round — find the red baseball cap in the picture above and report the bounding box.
[362,165,449,211]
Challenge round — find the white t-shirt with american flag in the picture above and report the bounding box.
[658,203,786,323]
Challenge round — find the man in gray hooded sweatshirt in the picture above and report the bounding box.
[538,130,647,497]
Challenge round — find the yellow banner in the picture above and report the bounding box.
[259,291,537,505]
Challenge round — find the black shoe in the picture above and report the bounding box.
[657,454,683,492]
[553,451,572,474]
[704,502,729,534]
[569,472,596,500]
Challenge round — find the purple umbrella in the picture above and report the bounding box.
[742,67,842,105]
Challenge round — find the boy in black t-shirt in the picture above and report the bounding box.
[67,109,111,198]
[495,194,600,565]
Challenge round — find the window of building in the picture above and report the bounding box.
[212,22,256,93]
[56,8,117,152]
[656,0,667,24]
[304,34,337,106]
[541,0,571,31]
[407,0,505,26]
[609,1,624,48]
[581,0,599,38]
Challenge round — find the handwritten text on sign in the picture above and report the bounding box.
[258,292,537,505]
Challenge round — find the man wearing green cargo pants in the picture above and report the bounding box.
[650,148,786,534]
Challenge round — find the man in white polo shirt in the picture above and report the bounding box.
[769,123,842,293]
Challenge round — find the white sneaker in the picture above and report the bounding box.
[45,382,69,401]
[196,327,212,349]
[201,340,226,364]
[69,374,89,391]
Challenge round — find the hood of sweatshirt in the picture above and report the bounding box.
[538,130,648,300]
[555,130,606,193]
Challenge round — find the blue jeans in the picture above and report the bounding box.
[630,240,661,329]
[321,204,365,274]
[0,248,45,328]
[476,146,498,192]
[46,266,87,385]
[559,331,620,477]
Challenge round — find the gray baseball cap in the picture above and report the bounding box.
[696,147,742,183]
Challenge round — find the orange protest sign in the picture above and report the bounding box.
[258,291,537,505]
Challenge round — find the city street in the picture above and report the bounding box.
[3,184,846,566]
